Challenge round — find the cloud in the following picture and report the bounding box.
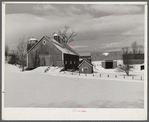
[5,4,145,55]
[70,45,88,49]
[89,4,142,15]
[100,42,121,48]
[33,5,55,11]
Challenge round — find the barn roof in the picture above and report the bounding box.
[27,35,79,56]
[91,51,122,61]
[78,59,93,68]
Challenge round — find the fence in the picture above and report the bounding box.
[62,71,144,81]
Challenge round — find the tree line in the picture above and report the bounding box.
[119,42,144,76]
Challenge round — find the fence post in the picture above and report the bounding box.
[141,76,142,80]
[79,73,80,76]
[124,75,125,79]
[132,76,134,79]
[85,73,87,76]
[100,74,101,77]
[93,74,94,77]
[108,75,109,78]
[115,75,117,78]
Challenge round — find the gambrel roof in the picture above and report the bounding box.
[27,35,79,56]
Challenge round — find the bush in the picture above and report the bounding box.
[8,54,19,65]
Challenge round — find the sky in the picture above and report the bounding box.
[5,3,145,56]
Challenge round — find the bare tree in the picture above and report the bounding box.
[58,26,77,43]
[120,46,132,76]
[5,45,9,60]
[17,37,27,71]
[131,41,138,54]
[120,41,144,76]
[131,41,144,54]
[138,45,144,54]
[118,61,132,76]
[122,47,130,54]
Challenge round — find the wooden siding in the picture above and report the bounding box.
[64,54,79,70]
[27,37,63,68]
[102,62,105,68]
[113,61,117,68]
[79,61,93,74]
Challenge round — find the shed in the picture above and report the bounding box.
[78,59,93,74]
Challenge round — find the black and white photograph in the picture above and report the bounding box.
[2,2,147,120]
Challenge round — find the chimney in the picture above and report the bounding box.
[53,33,60,43]
[27,37,38,51]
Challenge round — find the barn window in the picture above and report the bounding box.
[82,67,88,72]
[65,61,67,64]
[74,61,76,64]
[70,61,72,64]
[42,40,47,45]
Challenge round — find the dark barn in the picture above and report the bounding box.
[78,59,93,74]
[123,54,144,65]
[27,34,79,70]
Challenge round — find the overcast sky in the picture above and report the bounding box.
[5,3,145,55]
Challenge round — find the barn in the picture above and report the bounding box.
[26,34,79,70]
[123,54,144,70]
[78,59,93,74]
[91,51,123,69]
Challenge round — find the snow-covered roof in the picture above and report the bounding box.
[78,59,93,68]
[29,37,37,41]
[45,36,78,55]
[91,51,122,61]
[53,33,58,36]
[27,35,79,56]
[102,53,109,56]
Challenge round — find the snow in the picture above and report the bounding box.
[4,63,144,108]
[92,61,144,76]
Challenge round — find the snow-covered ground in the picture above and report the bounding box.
[4,63,144,108]
[92,61,144,74]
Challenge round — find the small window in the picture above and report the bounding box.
[141,65,144,70]
[74,61,76,64]
[82,67,88,72]
[65,61,67,64]
[70,61,72,64]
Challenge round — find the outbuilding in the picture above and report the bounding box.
[78,59,93,74]
[91,51,123,69]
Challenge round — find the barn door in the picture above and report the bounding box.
[45,56,52,66]
[40,57,45,66]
